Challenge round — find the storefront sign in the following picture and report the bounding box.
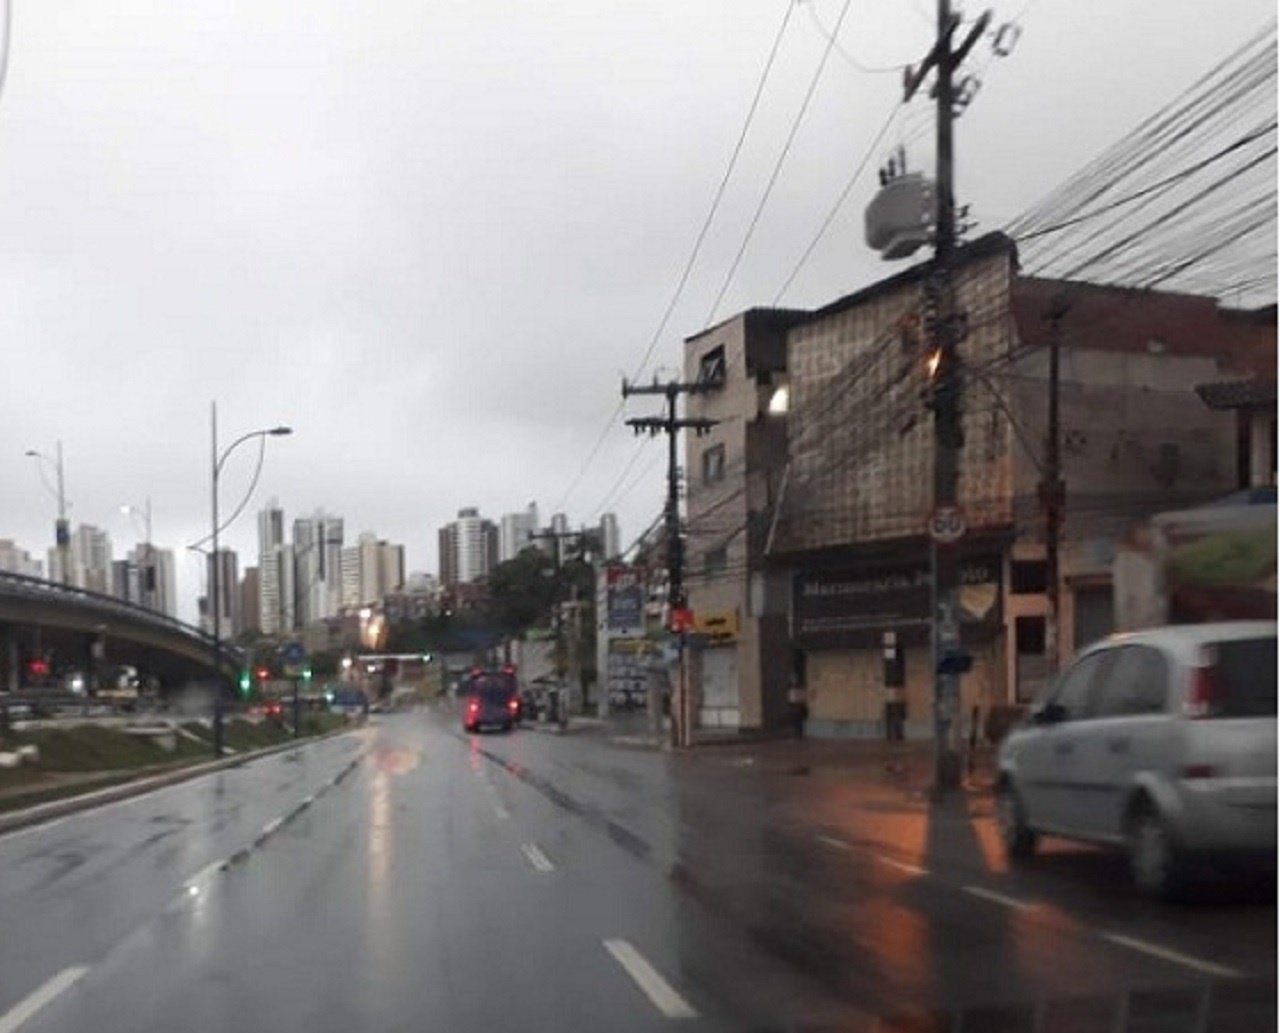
[692,609,738,641]
[794,554,1002,649]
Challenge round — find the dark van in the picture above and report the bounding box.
[463,668,520,733]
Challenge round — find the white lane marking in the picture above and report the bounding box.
[185,860,224,888]
[1102,933,1243,979]
[963,885,1035,911]
[521,843,554,872]
[260,816,284,838]
[878,856,927,876]
[0,734,355,844]
[603,939,698,1020]
[492,802,510,821]
[0,966,90,1033]
[815,834,851,852]
[300,794,315,807]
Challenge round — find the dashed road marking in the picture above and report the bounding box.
[522,843,554,872]
[185,860,224,888]
[815,834,851,852]
[603,939,698,1020]
[963,885,1035,911]
[0,966,89,1033]
[1102,933,1243,979]
[877,855,927,876]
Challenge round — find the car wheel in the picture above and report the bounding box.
[1128,803,1183,898]
[996,781,1038,859]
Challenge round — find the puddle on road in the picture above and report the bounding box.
[372,748,420,777]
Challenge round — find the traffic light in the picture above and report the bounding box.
[239,670,252,696]
[302,665,312,684]
[256,666,270,684]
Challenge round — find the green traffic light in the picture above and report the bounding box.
[238,670,251,695]
[302,665,312,683]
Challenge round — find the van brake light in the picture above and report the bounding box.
[1184,667,1223,719]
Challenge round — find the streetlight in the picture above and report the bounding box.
[120,500,154,609]
[207,402,292,757]
[24,442,69,583]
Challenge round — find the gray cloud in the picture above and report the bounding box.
[0,0,1271,620]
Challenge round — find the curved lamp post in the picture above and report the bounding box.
[208,403,291,757]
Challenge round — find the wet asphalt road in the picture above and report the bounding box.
[0,708,1273,1032]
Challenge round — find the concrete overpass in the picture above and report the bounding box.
[0,571,242,692]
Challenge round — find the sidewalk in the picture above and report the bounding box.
[689,735,997,792]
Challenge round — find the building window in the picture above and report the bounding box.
[702,444,726,484]
[1015,615,1048,704]
[698,345,726,389]
[704,547,728,574]
[1011,560,1048,594]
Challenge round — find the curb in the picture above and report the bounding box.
[0,725,359,838]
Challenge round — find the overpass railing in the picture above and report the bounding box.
[0,571,243,666]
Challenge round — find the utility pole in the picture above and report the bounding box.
[1041,297,1069,674]
[54,441,69,586]
[621,377,717,748]
[210,403,224,759]
[904,0,991,792]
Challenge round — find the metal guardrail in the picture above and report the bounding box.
[0,571,242,666]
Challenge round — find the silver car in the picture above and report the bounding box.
[996,621,1276,896]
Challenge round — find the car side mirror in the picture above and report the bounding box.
[1034,701,1068,725]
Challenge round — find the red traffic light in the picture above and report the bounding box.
[256,667,270,682]
[29,659,49,677]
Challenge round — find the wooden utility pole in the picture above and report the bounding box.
[622,377,716,747]
[905,1,991,792]
[1041,297,1069,673]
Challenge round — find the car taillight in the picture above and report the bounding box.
[508,698,519,711]
[467,699,479,712]
[1183,764,1219,779]
[1184,667,1223,718]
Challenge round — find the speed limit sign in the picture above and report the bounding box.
[929,506,967,544]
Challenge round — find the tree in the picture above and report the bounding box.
[486,548,557,640]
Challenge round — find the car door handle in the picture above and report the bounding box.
[1107,737,1130,754]
[1054,742,1074,756]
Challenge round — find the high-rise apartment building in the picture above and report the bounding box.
[114,543,177,616]
[202,548,239,636]
[240,567,261,635]
[294,511,343,626]
[0,540,42,578]
[498,502,540,563]
[438,508,497,587]
[55,524,112,593]
[110,559,140,604]
[339,533,406,606]
[258,501,292,635]
[600,512,621,560]
[260,544,295,635]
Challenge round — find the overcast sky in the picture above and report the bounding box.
[0,0,1272,621]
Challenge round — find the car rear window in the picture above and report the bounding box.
[1212,636,1277,717]
[472,675,516,704]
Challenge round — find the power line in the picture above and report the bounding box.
[803,0,909,75]
[629,0,797,384]
[553,1,797,515]
[705,0,856,326]
[772,98,905,303]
